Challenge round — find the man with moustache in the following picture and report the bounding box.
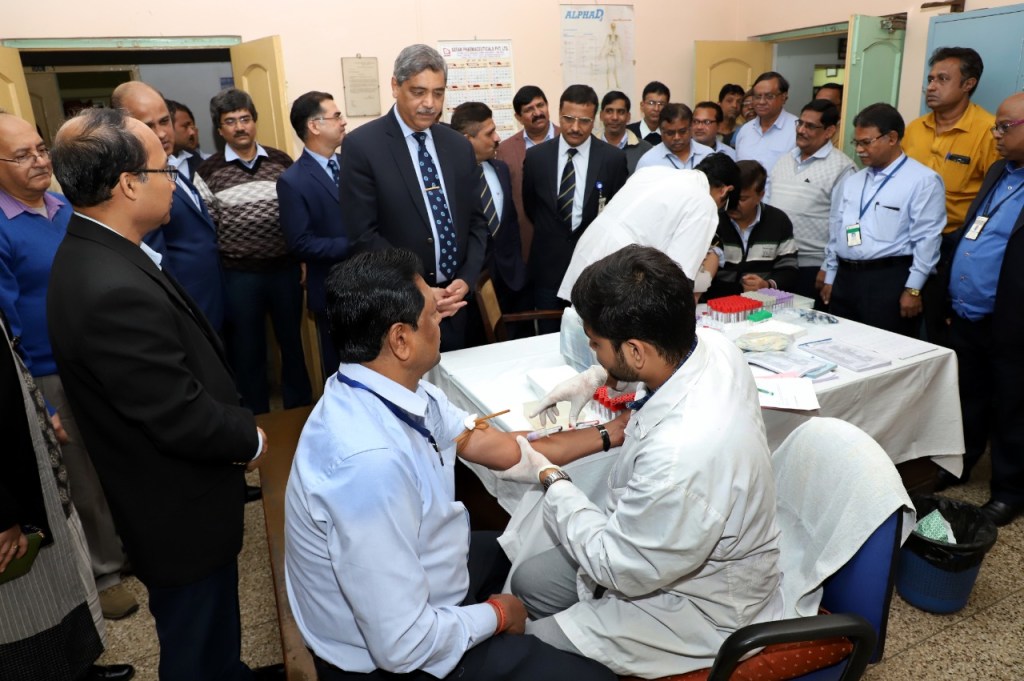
[821,104,945,337]
[278,90,348,375]
[944,92,1024,513]
[497,85,560,260]
[47,107,280,680]
[112,82,226,334]
[735,72,799,183]
[635,103,715,171]
[450,102,528,316]
[718,84,746,147]
[166,100,207,180]
[597,90,651,174]
[197,88,311,414]
[690,102,738,160]
[767,99,856,302]
[340,44,489,352]
[521,84,628,326]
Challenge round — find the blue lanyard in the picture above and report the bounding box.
[980,167,1024,218]
[625,336,699,411]
[859,156,908,221]
[337,372,443,466]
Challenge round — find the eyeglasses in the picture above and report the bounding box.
[752,92,782,102]
[135,167,180,183]
[312,112,344,123]
[991,119,1024,136]
[220,115,253,128]
[795,119,825,131]
[0,147,50,166]
[661,127,690,138]
[850,135,886,148]
[560,114,594,126]
[692,118,718,127]
[643,100,667,108]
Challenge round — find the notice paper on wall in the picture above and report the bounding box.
[438,40,516,137]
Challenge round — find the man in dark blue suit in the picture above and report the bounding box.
[278,91,348,376]
[113,82,226,332]
[339,44,489,351]
[450,102,528,321]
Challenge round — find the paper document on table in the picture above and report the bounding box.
[799,338,891,372]
[755,377,820,411]
[745,350,836,377]
[843,326,936,360]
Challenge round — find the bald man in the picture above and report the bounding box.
[111,82,226,331]
[0,111,137,621]
[48,107,280,680]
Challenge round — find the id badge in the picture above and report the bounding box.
[846,223,862,247]
[965,216,988,241]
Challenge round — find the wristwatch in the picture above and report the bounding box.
[541,468,572,491]
[905,287,921,297]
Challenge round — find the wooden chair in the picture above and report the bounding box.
[475,271,564,343]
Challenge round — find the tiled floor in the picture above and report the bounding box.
[98,461,1024,681]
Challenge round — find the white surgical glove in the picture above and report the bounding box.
[529,365,608,427]
[493,436,558,484]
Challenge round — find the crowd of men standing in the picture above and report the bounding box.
[1,38,1024,681]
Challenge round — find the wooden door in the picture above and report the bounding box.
[230,36,293,156]
[694,41,773,104]
[0,47,34,126]
[842,15,906,159]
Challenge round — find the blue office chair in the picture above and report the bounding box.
[706,418,911,681]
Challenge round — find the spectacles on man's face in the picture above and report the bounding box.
[850,135,886,148]
[661,127,691,138]
[312,112,345,124]
[560,114,594,126]
[753,92,781,102]
[795,119,825,131]
[220,115,253,128]
[692,118,718,128]
[991,119,1024,136]
[643,100,667,109]
[135,166,180,183]
[0,146,50,167]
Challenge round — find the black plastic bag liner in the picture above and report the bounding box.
[906,496,998,573]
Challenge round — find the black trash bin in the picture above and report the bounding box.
[896,495,998,613]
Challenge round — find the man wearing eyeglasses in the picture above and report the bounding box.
[690,102,737,160]
[625,81,669,145]
[196,87,312,416]
[0,111,144,631]
[820,103,945,337]
[767,100,856,304]
[597,90,652,174]
[112,82,226,336]
[944,93,1024,520]
[277,91,348,376]
[635,103,715,171]
[904,47,1000,347]
[521,84,628,328]
[734,72,799,192]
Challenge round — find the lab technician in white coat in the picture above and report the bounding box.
[495,245,786,678]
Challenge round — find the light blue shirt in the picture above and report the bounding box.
[224,142,269,169]
[710,141,738,160]
[394,108,452,278]
[524,122,556,149]
[481,160,504,219]
[557,135,591,231]
[734,110,799,173]
[304,147,339,183]
[823,153,946,290]
[635,139,715,171]
[950,163,1024,320]
[284,363,496,676]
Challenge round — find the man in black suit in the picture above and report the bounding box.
[522,84,628,328]
[450,102,528,316]
[278,90,348,375]
[626,80,670,146]
[340,43,489,351]
[113,82,227,333]
[47,108,277,681]
[944,92,1024,526]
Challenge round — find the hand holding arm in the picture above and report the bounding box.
[491,436,557,484]
[528,365,608,427]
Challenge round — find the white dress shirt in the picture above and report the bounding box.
[481,160,504,220]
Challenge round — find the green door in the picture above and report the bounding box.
[842,15,906,164]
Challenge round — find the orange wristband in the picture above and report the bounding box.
[486,597,506,634]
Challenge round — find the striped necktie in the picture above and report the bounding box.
[479,165,500,236]
[559,147,578,226]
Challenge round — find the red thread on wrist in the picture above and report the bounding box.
[486,597,506,634]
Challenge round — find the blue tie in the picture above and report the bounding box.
[327,158,340,187]
[413,132,457,281]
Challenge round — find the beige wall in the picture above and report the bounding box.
[5,0,1022,142]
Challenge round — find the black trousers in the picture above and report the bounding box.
[830,262,918,337]
[146,560,252,681]
[948,315,1024,504]
[312,532,616,681]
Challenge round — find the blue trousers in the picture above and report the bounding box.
[224,265,312,414]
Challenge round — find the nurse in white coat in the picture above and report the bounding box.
[498,245,786,678]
